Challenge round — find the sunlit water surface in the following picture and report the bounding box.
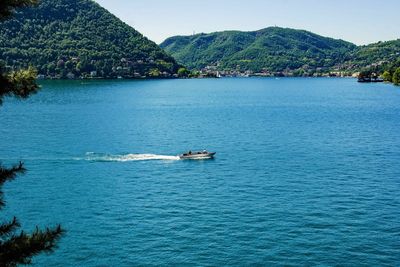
[1,78,399,266]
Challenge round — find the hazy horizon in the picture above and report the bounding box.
[94,0,399,45]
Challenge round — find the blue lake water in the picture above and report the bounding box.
[1,78,399,266]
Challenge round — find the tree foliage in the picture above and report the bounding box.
[0,0,38,20]
[382,71,392,82]
[346,39,400,70]
[0,65,39,104]
[0,162,64,266]
[361,57,400,85]
[393,68,400,85]
[177,67,190,77]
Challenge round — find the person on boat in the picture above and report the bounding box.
[189,151,192,155]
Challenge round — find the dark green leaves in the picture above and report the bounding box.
[0,0,38,21]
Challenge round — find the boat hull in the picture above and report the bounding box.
[179,152,216,160]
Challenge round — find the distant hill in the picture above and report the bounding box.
[343,39,400,70]
[0,0,181,78]
[160,27,357,74]
[350,39,400,85]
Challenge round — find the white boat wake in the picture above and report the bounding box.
[84,152,180,162]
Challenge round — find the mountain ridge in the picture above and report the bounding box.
[0,0,182,78]
[160,27,357,74]
[1,1,398,79]
[160,27,399,76]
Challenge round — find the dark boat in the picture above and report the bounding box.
[179,150,216,160]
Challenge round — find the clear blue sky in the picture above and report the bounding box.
[94,0,399,45]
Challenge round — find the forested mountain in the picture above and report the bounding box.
[160,27,357,74]
[0,0,182,78]
[1,0,398,80]
[343,39,400,70]
[350,39,400,85]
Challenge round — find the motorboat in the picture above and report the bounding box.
[179,150,216,160]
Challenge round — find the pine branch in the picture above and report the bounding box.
[0,217,20,238]
[0,162,26,208]
[0,66,40,105]
[0,225,64,266]
[0,162,26,184]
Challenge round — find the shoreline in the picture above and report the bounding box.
[38,75,359,81]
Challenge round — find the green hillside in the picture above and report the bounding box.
[0,0,181,78]
[352,40,400,85]
[160,27,357,74]
[343,39,400,70]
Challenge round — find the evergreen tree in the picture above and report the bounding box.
[393,68,400,86]
[0,1,64,266]
[0,65,39,105]
[382,70,392,82]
